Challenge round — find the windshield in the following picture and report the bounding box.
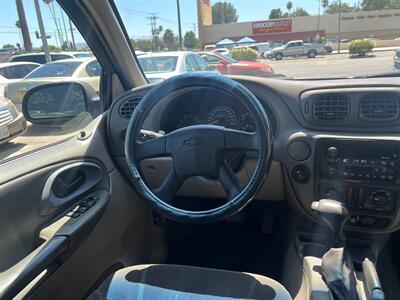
[138,56,178,73]
[73,53,93,58]
[26,62,82,78]
[116,0,400,80]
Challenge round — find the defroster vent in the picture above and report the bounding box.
[313,94,350,122]
[359,93,399,122]
[119,97,142,119]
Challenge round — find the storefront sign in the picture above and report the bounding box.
[252,19,292,34]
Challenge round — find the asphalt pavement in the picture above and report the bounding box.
[262,51,395,79]
[0,50,397,160]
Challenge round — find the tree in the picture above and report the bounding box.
[290,7,310,17]
[2,44,15,49]
[131,39,154,52]
[286,1,293,13]
[321,0,330,12]
[15,0,32,51]
[163,29,175,50]
[325,0,353,13]
[212,2,238,24]
[361,0,390,10]
[183,31,199,50]
[39,44,59,51]
[269,8,283,19]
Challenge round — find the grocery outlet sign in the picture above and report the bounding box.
[252,19,292,34]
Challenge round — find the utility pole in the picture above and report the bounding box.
[176,0,183,50]
[337,0,342,54]
[60,8,70,49]
[147,14,159,52]
[69,19,76,50]
[34,0,50,62]
[316,0,321,41]
[15,0,32,51]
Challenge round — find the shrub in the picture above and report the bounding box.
[230,48,258,61]
[348,39,375,57]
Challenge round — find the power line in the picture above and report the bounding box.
[147,13,160,52]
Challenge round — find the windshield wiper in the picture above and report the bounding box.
[353,70,400,78]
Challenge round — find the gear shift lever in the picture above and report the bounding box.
[311,199,357,300]
[311,199,349,247]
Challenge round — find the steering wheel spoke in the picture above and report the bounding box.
[218,163,242,200]
[135,135,167,161]
[224,128,260,152]
[154,168,182,203]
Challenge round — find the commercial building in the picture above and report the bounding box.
[197,0,400,45]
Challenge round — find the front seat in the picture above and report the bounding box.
[88,264,292,300]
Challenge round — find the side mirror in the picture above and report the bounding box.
[22,82,99,125]
[206,65,217,71]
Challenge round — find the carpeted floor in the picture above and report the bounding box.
[166,199,289,281]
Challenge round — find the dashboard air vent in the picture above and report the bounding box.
[312,94,350,122]
[359,93,399,122]
[119,97,142,119]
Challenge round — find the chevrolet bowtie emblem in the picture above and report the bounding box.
[183,137,205,147]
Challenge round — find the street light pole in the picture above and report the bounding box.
[34,0,51,62]
[176,0,183,50]
[316,0,321,41]
[337,0,342,54]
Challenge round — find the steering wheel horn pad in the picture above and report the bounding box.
[125,73,273,223]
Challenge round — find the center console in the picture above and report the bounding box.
[316,139,400,229]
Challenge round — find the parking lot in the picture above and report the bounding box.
[0,50,397,160]
[264,50,394,78]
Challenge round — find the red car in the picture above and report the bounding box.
[198,51,274,77]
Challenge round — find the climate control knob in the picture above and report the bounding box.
[327,146,339,158]
[370,191,390,206]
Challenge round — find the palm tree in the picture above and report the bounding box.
[286,1,293,14]
[15,0,32,51]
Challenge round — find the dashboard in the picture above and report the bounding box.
[107,75,400,234]
[159,88,257,133]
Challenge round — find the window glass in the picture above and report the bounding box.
[86,61,102,77]
[296,42,303,47]
[26,62,82,79]
[0,1,103,163]
[202,54,220,64]
[185,55,197,71]
[51,54,73,61]
[11,55,46,64]
[193,55,208,70]
[138,56,177,73]
[7,65,35,79]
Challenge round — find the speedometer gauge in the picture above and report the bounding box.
[205,106,238,128]
[177,113,201,128]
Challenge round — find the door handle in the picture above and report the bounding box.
[52,169,85,198]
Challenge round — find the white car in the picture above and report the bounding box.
[213,48,230,56]
[138,51,215,84]
[0,62,41,96]
[5,58,101,110]
[7,51,94,64]
[0,62,40,83]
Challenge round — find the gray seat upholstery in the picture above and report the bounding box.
[88,264,292,300]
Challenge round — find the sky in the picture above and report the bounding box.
[0,0,327,48]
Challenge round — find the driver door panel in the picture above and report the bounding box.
[0,117,155,299]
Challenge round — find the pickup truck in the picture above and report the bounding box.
[264,40,328,60]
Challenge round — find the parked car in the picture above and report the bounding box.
[204,44,216,51]
[213,48,230,56]
[394,48,400,70]
[7,51,93,64]
[264,40,327,60]
[198,51,274,77]
[0,62,40,83]
[250,43,271,55]
[0,96,27,145]
[5,58,100,110]
[138,51,216,84]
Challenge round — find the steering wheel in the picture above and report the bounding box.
[125,73,273,223]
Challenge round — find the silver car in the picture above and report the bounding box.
[0,96,26,145]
